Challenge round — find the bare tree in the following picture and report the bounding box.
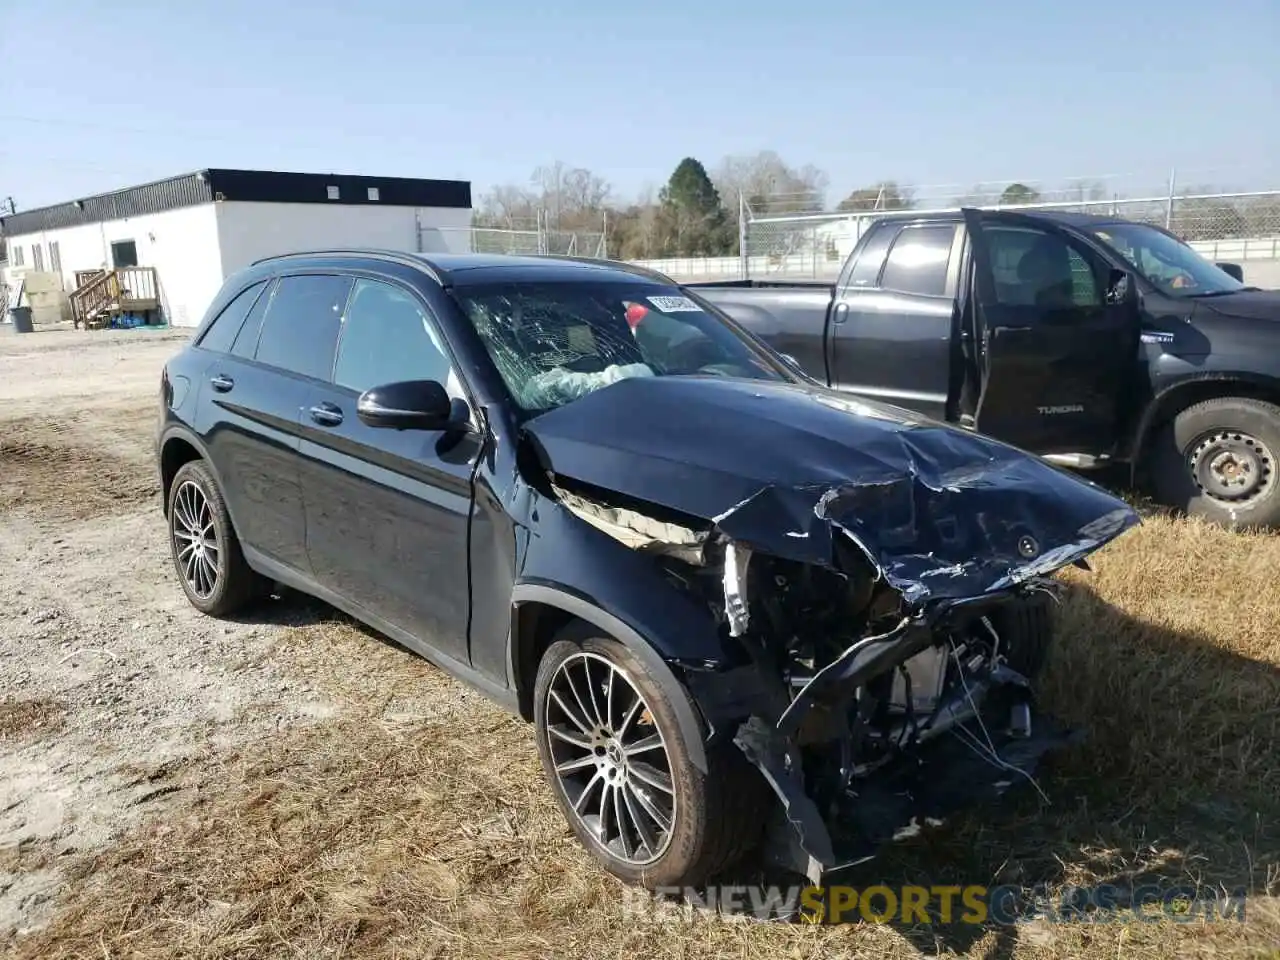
[713,151,829,217]
[837,181,915,212]
[474,184,537,228]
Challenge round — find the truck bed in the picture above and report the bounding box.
[685,281,835,378]
[685,278,835,290]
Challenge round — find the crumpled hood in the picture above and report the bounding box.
[522,376,1139,607]
[1197,288,1280,322]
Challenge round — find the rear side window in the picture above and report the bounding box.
[253,275,354,380]
[841,224,898,290]
[197,281,267,354]
[878,225,954,297]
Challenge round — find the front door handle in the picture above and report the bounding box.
[831,302,849,325]
[210,374,234,393]
[309,402,344,427]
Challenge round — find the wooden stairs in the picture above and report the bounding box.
[69,267,160,329]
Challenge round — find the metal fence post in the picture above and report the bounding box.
[1165,168,1177,229]
[739,192,749,280]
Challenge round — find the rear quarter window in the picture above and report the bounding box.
[196,281,268,354]
[839,223,900,291]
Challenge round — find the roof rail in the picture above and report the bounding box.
[532,254,676,284]
[250,247,444,283]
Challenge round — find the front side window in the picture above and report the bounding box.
[1091,223,1247,297]
[453,281,787,412]
[879,224,954,297]
[984,226,1101,309]
[253,274,353,380]
[334,279,457,393]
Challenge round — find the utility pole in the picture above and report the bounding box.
[0,197,15,216]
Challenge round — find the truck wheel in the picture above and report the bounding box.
[1150,397,1280,530]
[991,593,1054,681]
[533,622,767,889]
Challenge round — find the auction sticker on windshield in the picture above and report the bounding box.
[647,295,703,313]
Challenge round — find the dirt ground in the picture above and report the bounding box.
[1,326,1277,959]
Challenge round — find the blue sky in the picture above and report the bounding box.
[1,0,1276,211]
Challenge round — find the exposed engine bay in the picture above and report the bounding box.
[548,472,1111,881]
[522,373,1140,881]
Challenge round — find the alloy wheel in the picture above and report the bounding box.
[544,652,677,866]
[171,480,220,599]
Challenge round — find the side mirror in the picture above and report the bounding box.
[1105,268,1133,305]
[1216,262,1245,283]
[357,380,460,431]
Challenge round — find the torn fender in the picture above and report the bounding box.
[522,375,1139,607]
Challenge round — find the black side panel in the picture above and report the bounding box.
[963,210,1139,455]
[296,381,479,667]
[517,494,732,668]
[195,360,311,572]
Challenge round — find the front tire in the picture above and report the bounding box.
[991,593,1054,681]
[1150,397,1280,530]
[533,622,766,888]
[167,460,265,617]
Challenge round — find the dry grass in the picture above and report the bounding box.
[0,410,159,521]
[6,512,1280,958]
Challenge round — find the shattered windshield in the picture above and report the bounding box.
[452,281,788,412]
[1091,223,1247,297]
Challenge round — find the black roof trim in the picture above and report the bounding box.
[252,248,446,285]
[250,249,677,286]
[1,169,471,236]
[533,254,675,283]
[865,207,1138,229]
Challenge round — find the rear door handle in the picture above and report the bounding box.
[209,374,234,393]
[309,402,344,427]
[831,302,849,325]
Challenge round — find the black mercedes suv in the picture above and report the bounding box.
[156,250,1138,887]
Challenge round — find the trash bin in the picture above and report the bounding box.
[7,306,33,334]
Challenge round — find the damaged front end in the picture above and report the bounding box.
[522,376,1141,882]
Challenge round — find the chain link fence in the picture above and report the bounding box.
[417,223,607,258]
[735,191,1280,281]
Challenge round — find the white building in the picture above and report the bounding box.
[0,168,473,328]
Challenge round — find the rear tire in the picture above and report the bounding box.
[167,460,266,617]
[1149,397,1280,530]
[533,621,767,888]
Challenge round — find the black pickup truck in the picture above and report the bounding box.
[687,209,1280,529]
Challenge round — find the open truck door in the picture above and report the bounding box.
[961,208,1139,458]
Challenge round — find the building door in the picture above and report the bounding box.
[110,240,138,268]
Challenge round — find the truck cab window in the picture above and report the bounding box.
[879,225,955,297]
[839,224,899,290]
[985,226,1100,309]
